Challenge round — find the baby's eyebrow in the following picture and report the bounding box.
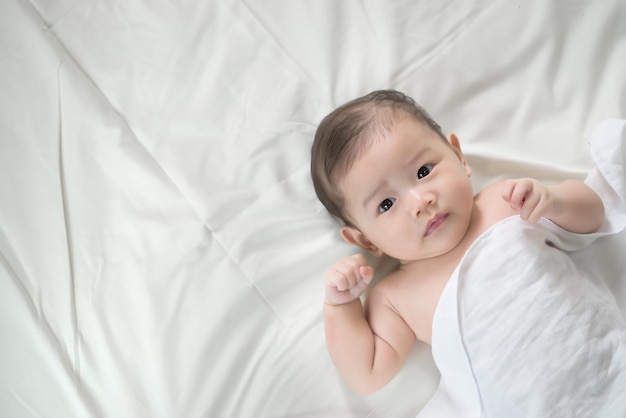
[404,148,429,170]
[362,181,387,209]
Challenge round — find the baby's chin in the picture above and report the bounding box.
[396,249,455,265]
[401,235,470,263]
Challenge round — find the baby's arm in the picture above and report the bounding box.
[324,254,415,393]
[501,178,605,233]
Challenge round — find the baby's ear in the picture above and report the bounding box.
[340,226,383,257]
[446,132,472,177]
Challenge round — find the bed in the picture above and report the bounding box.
[1,1,625,417]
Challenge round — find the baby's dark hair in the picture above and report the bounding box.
[310,89,445,225]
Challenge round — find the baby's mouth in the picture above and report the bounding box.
[425,214,448,236]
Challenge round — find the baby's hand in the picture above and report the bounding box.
[325,254,374,306]
[501,178,556,224]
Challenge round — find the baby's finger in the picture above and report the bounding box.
[349,275,372,298]
[350,253,369,268]
[509,180,532,210]
[347,254,370,281]
[334,270,357,291]
[359,265,374,283]
[501,179,516,203]
[526,194,550,224]
[519,191,540,221]
[335,275,352,292]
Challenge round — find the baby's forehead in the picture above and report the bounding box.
[331,108,433,190]
[357,109,429,149]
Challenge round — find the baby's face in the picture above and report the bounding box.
[339,118,474,263]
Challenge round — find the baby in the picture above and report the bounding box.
[310,90,605,394]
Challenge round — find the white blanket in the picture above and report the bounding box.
[421,119,626,417]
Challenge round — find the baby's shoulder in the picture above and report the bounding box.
[475,179,520,221]
[476,179,508,200]
[365,268,408,301]
[366,262,436,302]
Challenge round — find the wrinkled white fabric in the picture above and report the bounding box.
[2,0,626,415]
[421,119,626,417]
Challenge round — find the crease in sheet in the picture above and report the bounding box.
[9,389,44,418]
[393,4,489,85]
[26,0,86,31]
[237,0,326,94]
[56,59,83,394]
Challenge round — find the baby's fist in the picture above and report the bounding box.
[501,178,553,224]
[325,254,374,306]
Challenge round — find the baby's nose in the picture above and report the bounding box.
[409,189,434,217]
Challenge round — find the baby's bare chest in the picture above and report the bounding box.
[386,255,462,345]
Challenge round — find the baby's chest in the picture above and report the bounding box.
[389,268,453,345]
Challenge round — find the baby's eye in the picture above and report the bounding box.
[417,164,434,179]
[378,198,396,213]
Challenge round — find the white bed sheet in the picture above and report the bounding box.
[1,1,625,417]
